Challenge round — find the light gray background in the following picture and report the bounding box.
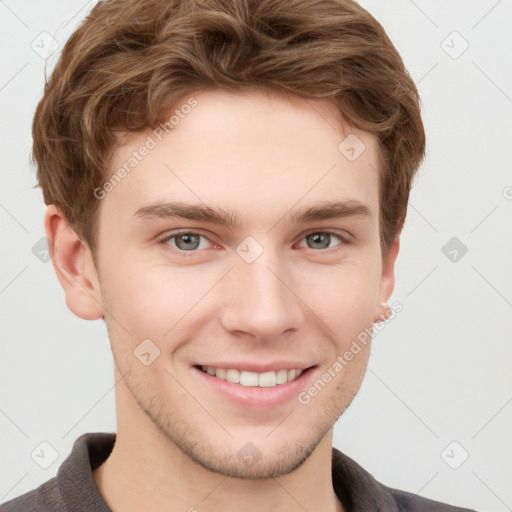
[1,1,511,511]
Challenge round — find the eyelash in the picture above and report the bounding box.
[158,229,348,255]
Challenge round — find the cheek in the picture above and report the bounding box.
[296,260,381,323]
[100,258,218,342]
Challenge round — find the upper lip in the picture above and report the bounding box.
[195,362,316,373]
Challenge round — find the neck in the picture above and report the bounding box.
[93,379,344,512]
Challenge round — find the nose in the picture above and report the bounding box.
[218,250,305,343]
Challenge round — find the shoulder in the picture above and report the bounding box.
[386,485,477,511]
[331,447,476,512]
[0,477,66,512]
[1,432,115,512]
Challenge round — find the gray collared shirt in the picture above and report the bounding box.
[0,433,476,511]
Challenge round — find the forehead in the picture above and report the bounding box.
[100,88,381,229]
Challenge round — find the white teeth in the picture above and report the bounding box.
[276,369,288,385]
[200,366,305,387]
[240,371,259,386]
[259,371,276,387]
[225,368,240,384]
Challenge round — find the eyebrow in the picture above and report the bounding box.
[134,200,371,229]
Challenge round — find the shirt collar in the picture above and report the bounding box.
[58,432,400,512]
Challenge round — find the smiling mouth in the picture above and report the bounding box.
[196,365,310,387]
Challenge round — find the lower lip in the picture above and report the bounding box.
[192,366,315,409]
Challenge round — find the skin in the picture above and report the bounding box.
[45,88,399,512]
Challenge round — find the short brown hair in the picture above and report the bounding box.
[33,0,425,258]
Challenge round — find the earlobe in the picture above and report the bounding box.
[44,205,104,321]
[374,236,400,323]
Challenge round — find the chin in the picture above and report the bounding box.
[183,436,325,480]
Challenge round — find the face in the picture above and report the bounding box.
[78,89,396,478]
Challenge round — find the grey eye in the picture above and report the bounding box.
[172,233,202,251]
[304,232,338,249]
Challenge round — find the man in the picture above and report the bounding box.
[1,0,476,510]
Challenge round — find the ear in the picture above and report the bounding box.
[44,205,104,321]
[374,235,400,322]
